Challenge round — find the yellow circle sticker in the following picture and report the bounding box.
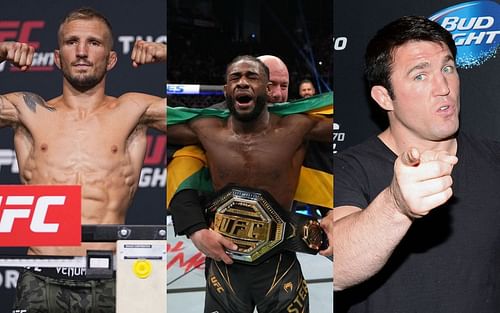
[133,260,152,279]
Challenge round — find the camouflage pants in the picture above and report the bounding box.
[12,269,115,313]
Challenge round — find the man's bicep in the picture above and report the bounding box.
[0,93,21,127]
[168,123,199,145]
[124,92,166,131]
[143,97,166,132]
[306,116,333,142]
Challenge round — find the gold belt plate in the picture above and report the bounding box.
[209,188,286,263]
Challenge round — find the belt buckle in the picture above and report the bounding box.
[208,187,286,264]
[302,220,323,251]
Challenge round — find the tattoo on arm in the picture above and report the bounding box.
[21,92,55,113]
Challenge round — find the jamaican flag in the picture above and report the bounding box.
[166,92,333,211]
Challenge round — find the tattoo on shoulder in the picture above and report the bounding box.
[21,92,55,113]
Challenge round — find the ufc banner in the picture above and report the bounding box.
[0,185,81,246]
[0,0,166,309]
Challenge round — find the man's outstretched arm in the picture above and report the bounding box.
[334,149,457,290]
[307,115,333,142]
[0,94,20,128]
[1,92,54,128]
[128,41,167,132]
[0,42,37,127]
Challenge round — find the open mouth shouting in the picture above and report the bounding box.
[235,92,255,110]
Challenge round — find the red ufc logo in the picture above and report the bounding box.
[0,20,45,49]
[144,134,166,165]
[0,185,81,247]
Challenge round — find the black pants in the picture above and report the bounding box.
[204,252,309,313]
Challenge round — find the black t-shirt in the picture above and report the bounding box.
[334,132,500,313]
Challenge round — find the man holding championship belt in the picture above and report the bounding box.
[168,55,333,313]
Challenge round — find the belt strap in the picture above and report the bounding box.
[285,211,329,254]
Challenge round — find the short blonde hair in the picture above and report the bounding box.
[58,7,114,48]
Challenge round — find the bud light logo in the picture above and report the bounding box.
[429,1,499,69]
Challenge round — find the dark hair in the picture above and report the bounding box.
[365,16,456,98]
[299,79,314,88]
[226,55,270,82]
[58,7,114,48]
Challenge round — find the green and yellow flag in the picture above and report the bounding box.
[166,92,333,210]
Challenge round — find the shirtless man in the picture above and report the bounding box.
[169,54,291,236]
[0,7,165,312]
[169,55,332,313]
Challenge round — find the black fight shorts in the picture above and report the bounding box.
[204,252,309,313]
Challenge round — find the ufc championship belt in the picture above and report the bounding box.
[206,185,328,264]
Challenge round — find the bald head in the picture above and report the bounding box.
[257,55,289,103]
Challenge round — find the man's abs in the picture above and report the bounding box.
[23,167,138,256]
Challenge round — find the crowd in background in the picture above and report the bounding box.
[167,0,332,106]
